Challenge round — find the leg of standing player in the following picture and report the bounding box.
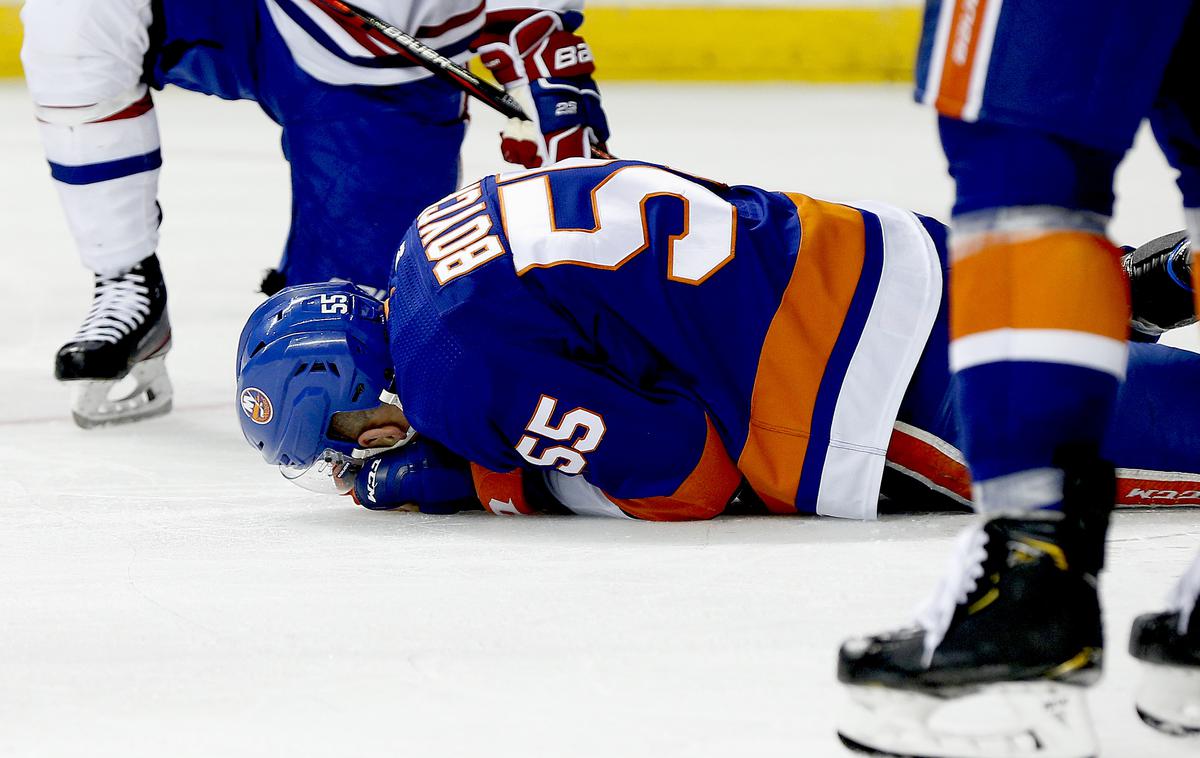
[21,0,263,427]
[249,16,467,295]
[837,1,1194,755]
[141,1,466,294]
[888,225,1200,515]
[275,87,466,294]
[1130,1,1200,736]
[21,0,173,426]
[892,329,1200,514]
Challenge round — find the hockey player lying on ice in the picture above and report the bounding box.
[236,158,1200,520]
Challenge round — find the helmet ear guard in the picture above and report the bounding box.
[236,282,394,474]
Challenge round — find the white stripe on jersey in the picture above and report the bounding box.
[266,0,584,88]
[543,471,634,519]
[961,0,1003,121]
[920,0,957,106]
[950,329,1128,379]
[488,0,581,10]
[813,203,944,520]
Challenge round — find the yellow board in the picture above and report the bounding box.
[0,5,922,82]
[0,3,20,78]
[583,6,921,82]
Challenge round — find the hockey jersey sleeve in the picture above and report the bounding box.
[419,343,741,521]
[267,0,488,87]
[486,1,585,12]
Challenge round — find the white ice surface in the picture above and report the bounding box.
[1,83,1198,757]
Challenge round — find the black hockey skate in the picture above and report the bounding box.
[56,254,172,428]
[1122,231,1194,339]
[837,453,1113,758]
[1130,554,1200,736]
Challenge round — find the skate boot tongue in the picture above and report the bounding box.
[57,272,152,379]
[1168,554,1200,637]
[1130,552,1200,735]
[914,520,992,667]
[56,254,173,427]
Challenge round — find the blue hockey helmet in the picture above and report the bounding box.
[236,282,393,490]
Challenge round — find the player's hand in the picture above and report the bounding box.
[474,10,610,168]
[350,439,477,514]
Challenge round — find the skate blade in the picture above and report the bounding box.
[838,682,1097,758]
[70,356,174,429]
[1136,662,1200,736]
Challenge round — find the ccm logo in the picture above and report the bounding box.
[366,458,382,503]
[1125,487,1200,501]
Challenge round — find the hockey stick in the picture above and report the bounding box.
[309,0,615,159]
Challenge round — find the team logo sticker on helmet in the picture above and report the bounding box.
[240,387,273,425]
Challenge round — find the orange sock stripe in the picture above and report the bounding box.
[612,416,740,521]
[471,465,538,515]
[950,231,1129,341]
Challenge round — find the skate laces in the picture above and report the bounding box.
[915,523,990,666]
[1169,552,1200,635]
[72,272,152,344]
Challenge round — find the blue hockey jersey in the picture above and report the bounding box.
[386,159,944,519]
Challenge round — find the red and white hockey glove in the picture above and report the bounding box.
[473,9,610,168]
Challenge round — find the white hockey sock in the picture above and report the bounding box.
[37,96,162,276]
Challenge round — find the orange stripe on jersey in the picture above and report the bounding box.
[610,416,740,521]
[951,230,1129,341]
[934,0,991,119]
[886,425,971,503]
[471,464,538,515]
[737,195,866,513]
